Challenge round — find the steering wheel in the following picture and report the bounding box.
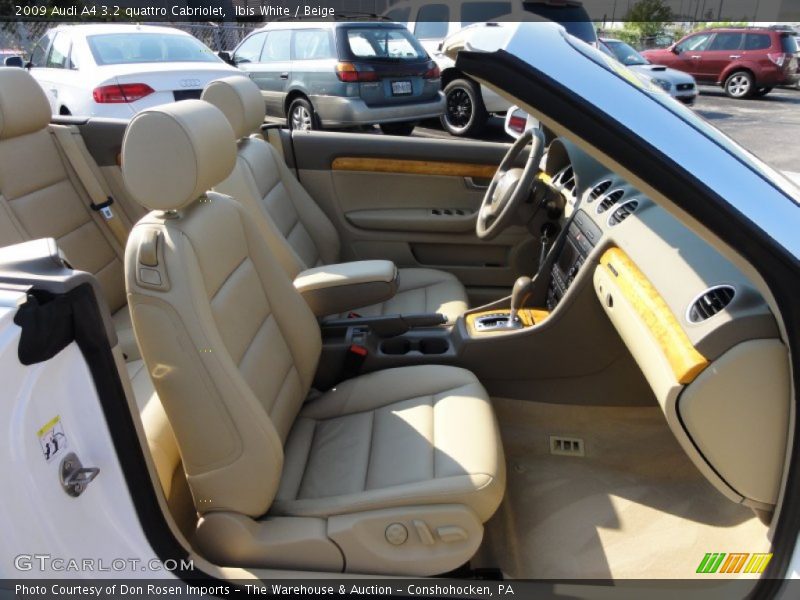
[476,128,546,240]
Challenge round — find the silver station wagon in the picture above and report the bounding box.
[227,19,445,135]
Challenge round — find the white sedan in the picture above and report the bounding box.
[25,24,238,118]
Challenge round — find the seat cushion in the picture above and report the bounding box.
[350,268,468,323]
[272,365,505,522]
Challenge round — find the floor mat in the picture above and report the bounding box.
[473,398,771,579]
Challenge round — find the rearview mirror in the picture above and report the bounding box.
[217,51,234,66]
[504,106,540,140]
[671,45,680,55]
[4,56,24,68]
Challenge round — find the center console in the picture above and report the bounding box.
[546,210,600,311]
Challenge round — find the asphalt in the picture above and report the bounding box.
[411,85,800,178]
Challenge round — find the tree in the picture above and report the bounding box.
[620,0,674,47]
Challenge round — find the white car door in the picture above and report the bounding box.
[0,239,182,579]
[36,31,81,115]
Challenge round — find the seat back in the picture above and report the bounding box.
[123,99,322,518]
[202,77,340,280]
[0,67,127,313]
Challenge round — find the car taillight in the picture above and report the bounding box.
[768,52,790,67]
[92,83,155,103]
[335,62,378,83]
[423,64,440,79]
[508,115,527,134]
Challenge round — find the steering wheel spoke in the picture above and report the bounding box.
[476,128,546,240]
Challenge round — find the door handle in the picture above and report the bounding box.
[729,55,742,59]
[690,55,702,60]
[279,72,289,80]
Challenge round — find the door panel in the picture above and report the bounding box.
[290,131,542,301]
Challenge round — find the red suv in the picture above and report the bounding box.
[642,27,799,99]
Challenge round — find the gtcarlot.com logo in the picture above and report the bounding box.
[14,554,194,572]
[696,552,772,574]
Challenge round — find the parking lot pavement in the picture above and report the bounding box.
[413,86,800,177]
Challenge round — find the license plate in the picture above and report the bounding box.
[391,80,412,96]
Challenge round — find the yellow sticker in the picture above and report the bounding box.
[37,416,68,463]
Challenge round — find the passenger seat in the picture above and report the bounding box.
[201,76,469,322]
[122,100,505,575]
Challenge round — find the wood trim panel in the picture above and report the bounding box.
[466,308,550,336]
[331,157,498,179]
[600,247,709,384]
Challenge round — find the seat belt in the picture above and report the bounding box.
[50,125,129,249]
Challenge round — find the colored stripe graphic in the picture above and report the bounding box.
[697,553,773,574]
[744,554,773,574]
[697,553,726,573]
[720,553,749,573]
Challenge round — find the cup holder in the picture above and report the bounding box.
[379,337,450,356]
[380,338,412,355]
[419,338,449,355]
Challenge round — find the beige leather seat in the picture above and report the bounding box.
[122,100,504,575]
[0,68,189,527]
[201,76,469,322]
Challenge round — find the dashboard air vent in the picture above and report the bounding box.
[608,200,639,226]
[588,180,612,202]
[687,286,735,323]
[596,189,624,213]
[553,165,576,192]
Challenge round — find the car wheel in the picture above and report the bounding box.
[441,78,488,137]
[753,86,773,97]
[724,71,754,99]
[379,122,416,136]
[287,97,317,131]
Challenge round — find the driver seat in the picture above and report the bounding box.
[121,100,505,575]
[201,76,469,322]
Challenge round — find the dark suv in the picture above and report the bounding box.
[642,27,799,99]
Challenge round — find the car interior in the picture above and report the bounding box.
[0,64,789,580]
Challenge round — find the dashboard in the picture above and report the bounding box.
[537,138,790,511]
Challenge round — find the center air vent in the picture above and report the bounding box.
[553,165,576,193]
[596,189,624,214]
[608,200,639,226]
[588,180,612,202]
[687,285,736,323]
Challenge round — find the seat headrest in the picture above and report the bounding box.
[121,100,236,212]
[0,67,52,141]
[201,76,265,139]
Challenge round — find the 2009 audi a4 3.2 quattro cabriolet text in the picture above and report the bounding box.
[0,20,799,592]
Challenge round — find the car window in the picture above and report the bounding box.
[234,32,266,64]
[605,40,648,66]
[87,33,219,65]
[414,4,449,39]
[385,6,411,23]
[708,32,743,51]
[461,1,512,26]
[346,27,426,60]
[744,34,772,51]
[30,31,54,68]
[676,33,712,53]
[46,32,70,69]
[261,30,291,62]
[293,29,335,60]
[780,34,798,53]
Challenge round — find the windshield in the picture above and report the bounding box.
[604,40,648,66]
[87,33,219,65]
[345,27,427,60]
[566,35,799,201]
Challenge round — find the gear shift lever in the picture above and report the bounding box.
[509,276,533,326]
